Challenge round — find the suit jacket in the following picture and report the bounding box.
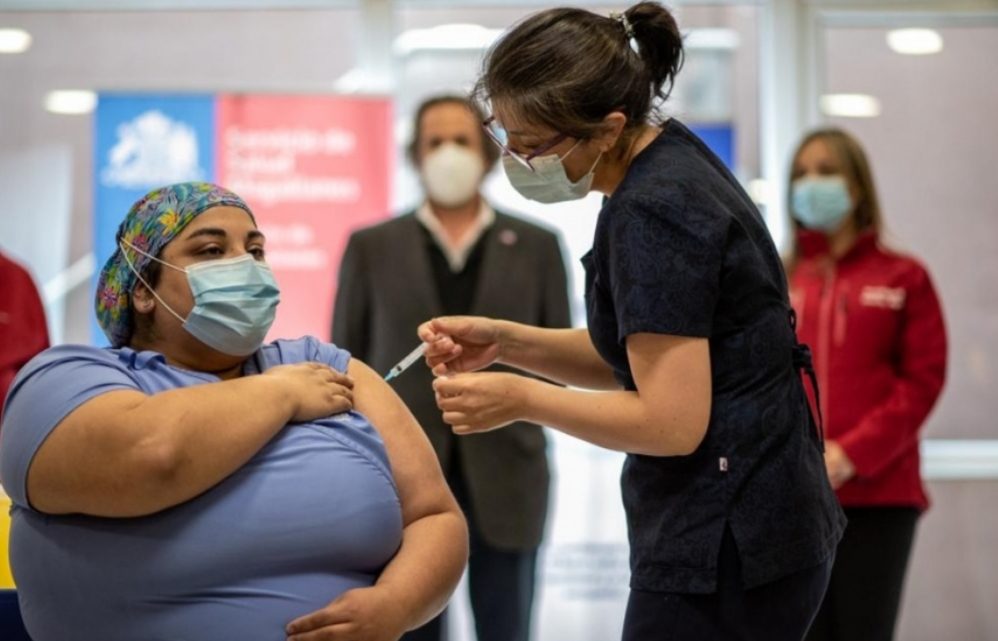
[332,209,571,550]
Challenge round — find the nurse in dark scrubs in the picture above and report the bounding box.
[419,3,846,640]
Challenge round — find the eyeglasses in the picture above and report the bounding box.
[482,116,569,173]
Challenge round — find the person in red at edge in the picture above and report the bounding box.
[787,128,947,641]
[0,250,49,414]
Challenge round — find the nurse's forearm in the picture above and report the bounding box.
[498,323,619,390]
[520,378,707,456]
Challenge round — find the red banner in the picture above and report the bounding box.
[216,95,392,342]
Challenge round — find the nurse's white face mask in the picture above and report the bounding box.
[502,140,603,204]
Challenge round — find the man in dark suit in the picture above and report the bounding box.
[333,95,571,641]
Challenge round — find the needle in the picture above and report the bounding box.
[384,343,428,382]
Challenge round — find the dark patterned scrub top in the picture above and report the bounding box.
[583,120,845,594]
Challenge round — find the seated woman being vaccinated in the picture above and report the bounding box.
[0,182,467,641]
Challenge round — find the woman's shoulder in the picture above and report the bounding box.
[600,161,730,244]
[259,336,352,373]
[866,240,936,286]
[5,345,139,411]
[874,240,929,267]
[611,127,737,219]
[17,344,127,380]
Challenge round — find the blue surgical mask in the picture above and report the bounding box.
[121,242,280,356]
[792,176,853,232]
[502,140,602,204]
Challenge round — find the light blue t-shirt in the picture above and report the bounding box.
[0,337,403,641]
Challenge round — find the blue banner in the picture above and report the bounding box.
[688,122,735,170]
[92,93,215,344]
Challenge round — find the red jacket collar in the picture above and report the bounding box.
[797,229,879,263]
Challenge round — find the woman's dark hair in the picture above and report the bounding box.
[473,2,684,141]
[406,94,501,169]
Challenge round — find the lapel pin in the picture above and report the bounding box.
[499,229,518,246]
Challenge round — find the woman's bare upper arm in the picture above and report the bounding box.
[626,332,712,451]
[347,358,457,527]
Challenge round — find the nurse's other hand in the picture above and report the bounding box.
[433,372,529,434]
[418,316,502,376]
[824,440,855,489]
[264,363,354,423]
[285,585,404,641]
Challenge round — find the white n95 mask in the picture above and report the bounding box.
[421,143,485,208]
[121,242,280,356]
[502,140,602,204]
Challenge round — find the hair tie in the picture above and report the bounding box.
[610,11,640,54]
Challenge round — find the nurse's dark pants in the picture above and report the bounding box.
[622,527,833,641]
[805,507,919,641]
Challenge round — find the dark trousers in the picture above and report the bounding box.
[622,527,833,641]
[0,591,31,641]
[401,458,538,641]
[805,506,919,641]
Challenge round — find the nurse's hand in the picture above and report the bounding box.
[418,316,502,376]
[824,440,856,489]
[433,372,529,434]
[285,585,405,641]
[264,363,354,423]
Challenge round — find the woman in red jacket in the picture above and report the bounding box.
[788,128,947,641]
[0,250,49,415]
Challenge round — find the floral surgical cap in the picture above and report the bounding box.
[95,182,254,347]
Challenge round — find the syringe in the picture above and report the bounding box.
[384,343,428,382]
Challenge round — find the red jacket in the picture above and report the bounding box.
[0,252,50,415]
[790,231,947,511]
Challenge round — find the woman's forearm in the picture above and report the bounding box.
[331,357,468,633]
[520,377,706,456]
[437,334,711,456]
[136,376,298,507]
[29,374,299,517]
[374,509,469,631]
[498,323,619,390]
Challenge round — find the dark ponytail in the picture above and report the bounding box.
[624,2,685,104]
[473,2,684,140]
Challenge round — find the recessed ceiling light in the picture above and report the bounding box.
[820,93,881,118]
[45,90,97,115]
[0,28,32,54]
[887,28,943,55]
[684,28,740,51]
[394,24,504,56]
